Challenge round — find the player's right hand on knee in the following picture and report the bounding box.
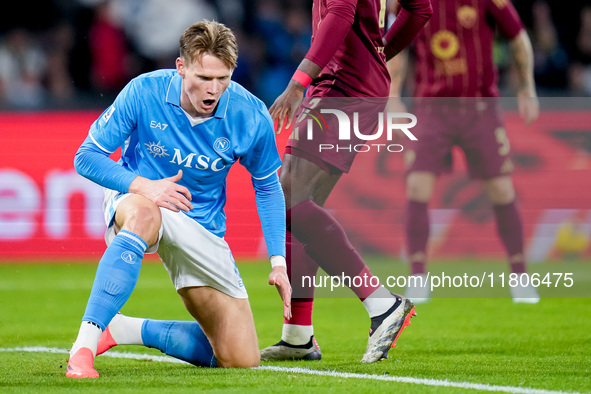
[129,170,193,212]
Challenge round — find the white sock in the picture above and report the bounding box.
[281,324,314,346]
[362,286,396,318]
[71,321,102,357]
[107,313,145,346]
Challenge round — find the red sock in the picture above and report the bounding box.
[285,230,318,325]
[285,301,314,325]
[405,200,429,274]
[288,230,319,300]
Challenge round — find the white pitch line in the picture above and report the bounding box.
[0,346,188,364]
[0,347,583,394]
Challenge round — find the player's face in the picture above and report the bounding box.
[176,53,233,117]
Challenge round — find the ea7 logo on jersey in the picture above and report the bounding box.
[150,120,169,130]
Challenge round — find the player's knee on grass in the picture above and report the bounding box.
[178,287,260,368]
[215,342,260,368]
[210,317,260,368]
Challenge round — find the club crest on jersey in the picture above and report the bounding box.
[213,137,231,153]
[431,30,459,59]
[145,141,170,158]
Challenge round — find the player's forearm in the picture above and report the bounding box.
[383,0,432,61]
[290,59,323,90]
[252,173,286,258]
[74,135,137,193]
[387,50,409,97]
[510,30,537,97]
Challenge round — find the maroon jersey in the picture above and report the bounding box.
[413,0,523,97]
[289,0,431,172]
[306,0,390,97]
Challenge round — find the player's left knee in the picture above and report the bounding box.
[216,349,260,368]
[213,330,260,368]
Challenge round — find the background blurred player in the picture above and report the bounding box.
[66,20,290,378]
[260,0,432,363]
[387,0,540,304]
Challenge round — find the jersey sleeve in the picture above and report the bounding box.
[304,0,357,69]
[74,78,142,192]
[239,110,282,180]
[487,0,524,40]
[383,0,432,60]
[74,135,138,193]
[88,78,141,154]
[252,173,286,258]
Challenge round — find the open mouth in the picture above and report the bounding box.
[203,99,216,108]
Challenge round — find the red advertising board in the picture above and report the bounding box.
[1,105,590,261]
[328,107,591,261]
[0,112,287,260]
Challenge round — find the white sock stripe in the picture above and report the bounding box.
[0,347,580,394]
[118,230,148,253]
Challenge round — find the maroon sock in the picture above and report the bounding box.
[285,230,318,324]
[289,200,380,300]
[287,230,318,300]
[405,200,429,275]
[286,301,314,326]
[493,201,526,273]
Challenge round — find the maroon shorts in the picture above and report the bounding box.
[286,84,385,174]
[405,98,514,179]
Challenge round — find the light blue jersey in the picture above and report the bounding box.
[78,69,282,241]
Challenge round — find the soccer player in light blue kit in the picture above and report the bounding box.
[66,20,291,378]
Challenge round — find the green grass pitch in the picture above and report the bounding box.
[0,260,589,393]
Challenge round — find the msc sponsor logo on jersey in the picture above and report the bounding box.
[169,148,226,172]
[145,141,228,172]
[213,137,231,153]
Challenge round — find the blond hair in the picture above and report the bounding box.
[179,20,238,69]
